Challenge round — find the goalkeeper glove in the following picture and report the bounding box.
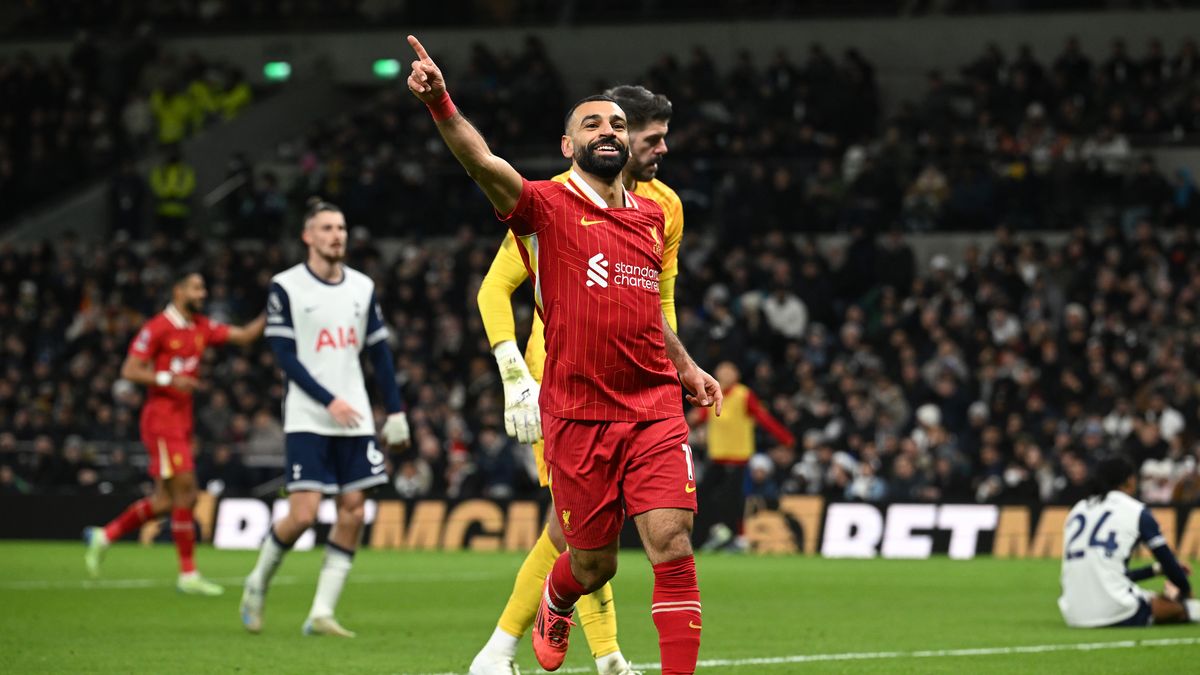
[494,340,542,443]
[382,412,411,448]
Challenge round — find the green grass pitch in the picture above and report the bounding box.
[0,542,1196,673]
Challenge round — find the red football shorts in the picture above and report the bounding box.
[141,431,194,480]
[543,414,696,549]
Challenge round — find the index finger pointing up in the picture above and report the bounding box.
[407,35,431,62]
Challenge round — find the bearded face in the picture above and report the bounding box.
[574,135,629,179]
[184,296,205,314]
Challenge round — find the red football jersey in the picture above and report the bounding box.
[128,304,229,435]
[501,174,682,422]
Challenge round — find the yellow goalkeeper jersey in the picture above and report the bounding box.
[478,170,683,381]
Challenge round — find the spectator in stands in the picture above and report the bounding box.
[150,79,191,146]
[196,443,253,497]
[474,426,519,500]
[149,144,195,237]
[0,462,31,494]
[109,158,148,238]
[691,362,795,550]
[393,455,434,499]
[98,446,143,495]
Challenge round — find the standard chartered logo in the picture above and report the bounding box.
[586,252,609,288]
[585,251,659,292]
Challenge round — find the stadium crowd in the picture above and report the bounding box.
[1,30,252,221]
[3,32,1200,513]
[3,0,1176,34]
[201,32,1200,250]
[2,214,1200,509]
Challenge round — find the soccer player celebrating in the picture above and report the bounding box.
[239,198,410,637]
[471,84,680,675]
[407,37,721,674]
[84,271,265,595]
[1059,456,1200,627]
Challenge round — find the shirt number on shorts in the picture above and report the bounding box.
[367,440,384,466]
[681,444,695,481]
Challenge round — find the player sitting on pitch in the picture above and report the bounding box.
[1059,455,1200,627]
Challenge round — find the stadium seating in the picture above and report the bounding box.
[2,14,1199,517]
[3,217,1199,508]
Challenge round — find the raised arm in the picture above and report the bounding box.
[406,35,523,216]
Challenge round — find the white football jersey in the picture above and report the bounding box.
[265,263,388,436]
[1058,490,1161,627]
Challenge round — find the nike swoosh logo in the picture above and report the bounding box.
[599,599,613,607]
[580,217,604,227]
[371,465,385,475]
[304,306,318,313]
[685,483,696,493]
[689,621,702,630]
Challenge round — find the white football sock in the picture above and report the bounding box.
[247,528,289,591]
[483,626,519,657]
[1186,599,1200,623]
[309,544,354,618]
[596,650,631,673]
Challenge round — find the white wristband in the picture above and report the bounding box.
[155,371,172,387]
[492,340,524,367]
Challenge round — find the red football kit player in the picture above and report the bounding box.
[407,36,722,675]
[84,271,265,595]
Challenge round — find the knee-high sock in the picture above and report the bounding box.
[546,551,587,614]
[247,527,292,591]
[651,555,701,675]
[309,541,354,618]
[497,525,561,638]
[170,508,196,574]
[578,581,620,659]
[103,498,155,542]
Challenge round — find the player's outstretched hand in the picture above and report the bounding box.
[406,35,446,103]
[382,412,411,450]
[681,365,723,417]
[327,398,364,428]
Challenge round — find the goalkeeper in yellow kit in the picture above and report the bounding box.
[469,85,683,675]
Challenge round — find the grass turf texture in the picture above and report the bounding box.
[0,542,1196,673]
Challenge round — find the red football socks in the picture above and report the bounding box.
[170,508,196,574]
[651,555,702,675]
[547,551,587,613]
[103,498,155,542]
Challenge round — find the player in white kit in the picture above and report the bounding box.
[240,198,411,636]
[1059,456,1198,627]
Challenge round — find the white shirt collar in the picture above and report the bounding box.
[565,169,636,209]
[164,303,193,328]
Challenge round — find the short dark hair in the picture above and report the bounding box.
[1088,455,1136,499]
[603,85,672,130]
[172,267,202,288]
[304,196,341,225]
[564,94,620,132]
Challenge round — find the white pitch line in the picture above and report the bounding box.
[405,637,1200,674]
[0,571,502,591]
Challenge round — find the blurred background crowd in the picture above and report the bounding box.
[2,6,1200,525]
[4,219,1200,513]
